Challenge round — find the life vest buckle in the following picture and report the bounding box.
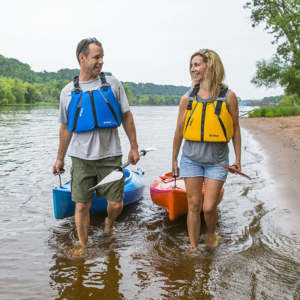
[101,83,110,91]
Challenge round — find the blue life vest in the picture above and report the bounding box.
[68,73,122,133]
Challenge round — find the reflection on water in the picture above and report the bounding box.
[1,106,300,299]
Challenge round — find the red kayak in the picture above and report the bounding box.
[150,172,224,221]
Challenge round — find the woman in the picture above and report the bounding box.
[172,49,241,251]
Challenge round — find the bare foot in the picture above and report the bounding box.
[185,247,198,258]
[206,233,220,248]
[68,243,87,259]
[104,217,117,236]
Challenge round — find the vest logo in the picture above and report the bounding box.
[80,108,83,117]
[209,134,219,137]
[103,121,112,124]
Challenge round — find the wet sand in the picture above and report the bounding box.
[240,116,300,217]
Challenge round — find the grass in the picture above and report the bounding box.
[248,106,300,118]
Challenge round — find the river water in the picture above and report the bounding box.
[0,106,300,300]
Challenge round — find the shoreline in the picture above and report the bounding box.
[240,116,300,217]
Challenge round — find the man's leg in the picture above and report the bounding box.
[75,201,92,246]
[105,200,123,230]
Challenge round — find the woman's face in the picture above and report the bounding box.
[190,55,207,83]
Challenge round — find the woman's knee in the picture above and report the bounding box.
[187,197,202,214]
[202,203,217,215]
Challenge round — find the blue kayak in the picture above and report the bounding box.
[52,168,145,219]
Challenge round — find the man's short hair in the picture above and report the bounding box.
[76,38,102,64]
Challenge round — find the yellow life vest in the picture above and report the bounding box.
[183,85,234,142]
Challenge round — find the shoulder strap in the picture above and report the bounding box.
[190,84,200,98]
[215,87,229,115]
[73,76,80,94]
[100,72,110,91]
[187,84,200,110]
[218,87,228,99]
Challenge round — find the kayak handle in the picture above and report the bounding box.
[159,172,183,180]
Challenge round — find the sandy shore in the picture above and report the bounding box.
[240,116,300,213]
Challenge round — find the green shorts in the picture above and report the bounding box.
[70,156,124,203]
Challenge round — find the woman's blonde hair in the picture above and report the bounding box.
[189,49,227,100]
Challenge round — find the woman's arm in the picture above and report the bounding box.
[227,90,242,170]
[172,94,189,176]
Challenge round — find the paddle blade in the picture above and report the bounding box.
[88,170,124,191]
[140,147,157,156]
[216,163,252,181]
[143,147,157,152]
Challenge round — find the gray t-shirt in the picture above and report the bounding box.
[182,92,230,163]
[59,75,130,160]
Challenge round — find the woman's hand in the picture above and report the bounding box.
[172,160,179,176]
[232,161,241,171]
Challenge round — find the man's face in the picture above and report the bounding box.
[81,43,104,79]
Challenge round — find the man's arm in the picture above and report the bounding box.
[52,123,73,174]
[122,110,139,165]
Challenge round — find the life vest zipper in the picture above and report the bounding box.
[201,102,207,141]
[90,91,99,128]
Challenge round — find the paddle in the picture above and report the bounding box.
[88,148,157,191]
[215,163,252,180]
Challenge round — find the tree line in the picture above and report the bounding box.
[0,54,188,106]
[244,0,300,107]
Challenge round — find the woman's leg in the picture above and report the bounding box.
[202,178,224,246]
[185,176,204,249]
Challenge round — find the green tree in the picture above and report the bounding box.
[244,0,300,99]
[123,83,135,105]
[11,78,26,104]
[24,82,40,104]
[0,78,16,104]
[277,94,300,106]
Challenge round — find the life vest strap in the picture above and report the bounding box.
[73,73,110,94]
[214,87,228,115]
[73,76,80,94]
[214,87,229,141]
[100,72,109,91]
[99,91,121,126]
[215,101,223,115]
[218,87,228,98]
[187,84,200,110]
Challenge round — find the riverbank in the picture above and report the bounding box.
[0,102,59,107]
[240,116,300,217]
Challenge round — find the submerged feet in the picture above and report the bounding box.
[185,246,198,258]
[68,243,87,259]
[104,217,117,236]
[206,233,220,248]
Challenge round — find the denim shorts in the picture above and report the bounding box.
[179,155,229,182]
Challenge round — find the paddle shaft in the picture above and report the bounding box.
[89,148,156,190]
[116,150,148,170]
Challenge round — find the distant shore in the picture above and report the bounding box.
[240,116,300,213]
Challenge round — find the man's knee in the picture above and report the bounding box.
[75,202,91,215]
[107,200,123,212]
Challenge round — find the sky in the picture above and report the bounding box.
[1,0,285,100]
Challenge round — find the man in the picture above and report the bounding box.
[52,38,139,249]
